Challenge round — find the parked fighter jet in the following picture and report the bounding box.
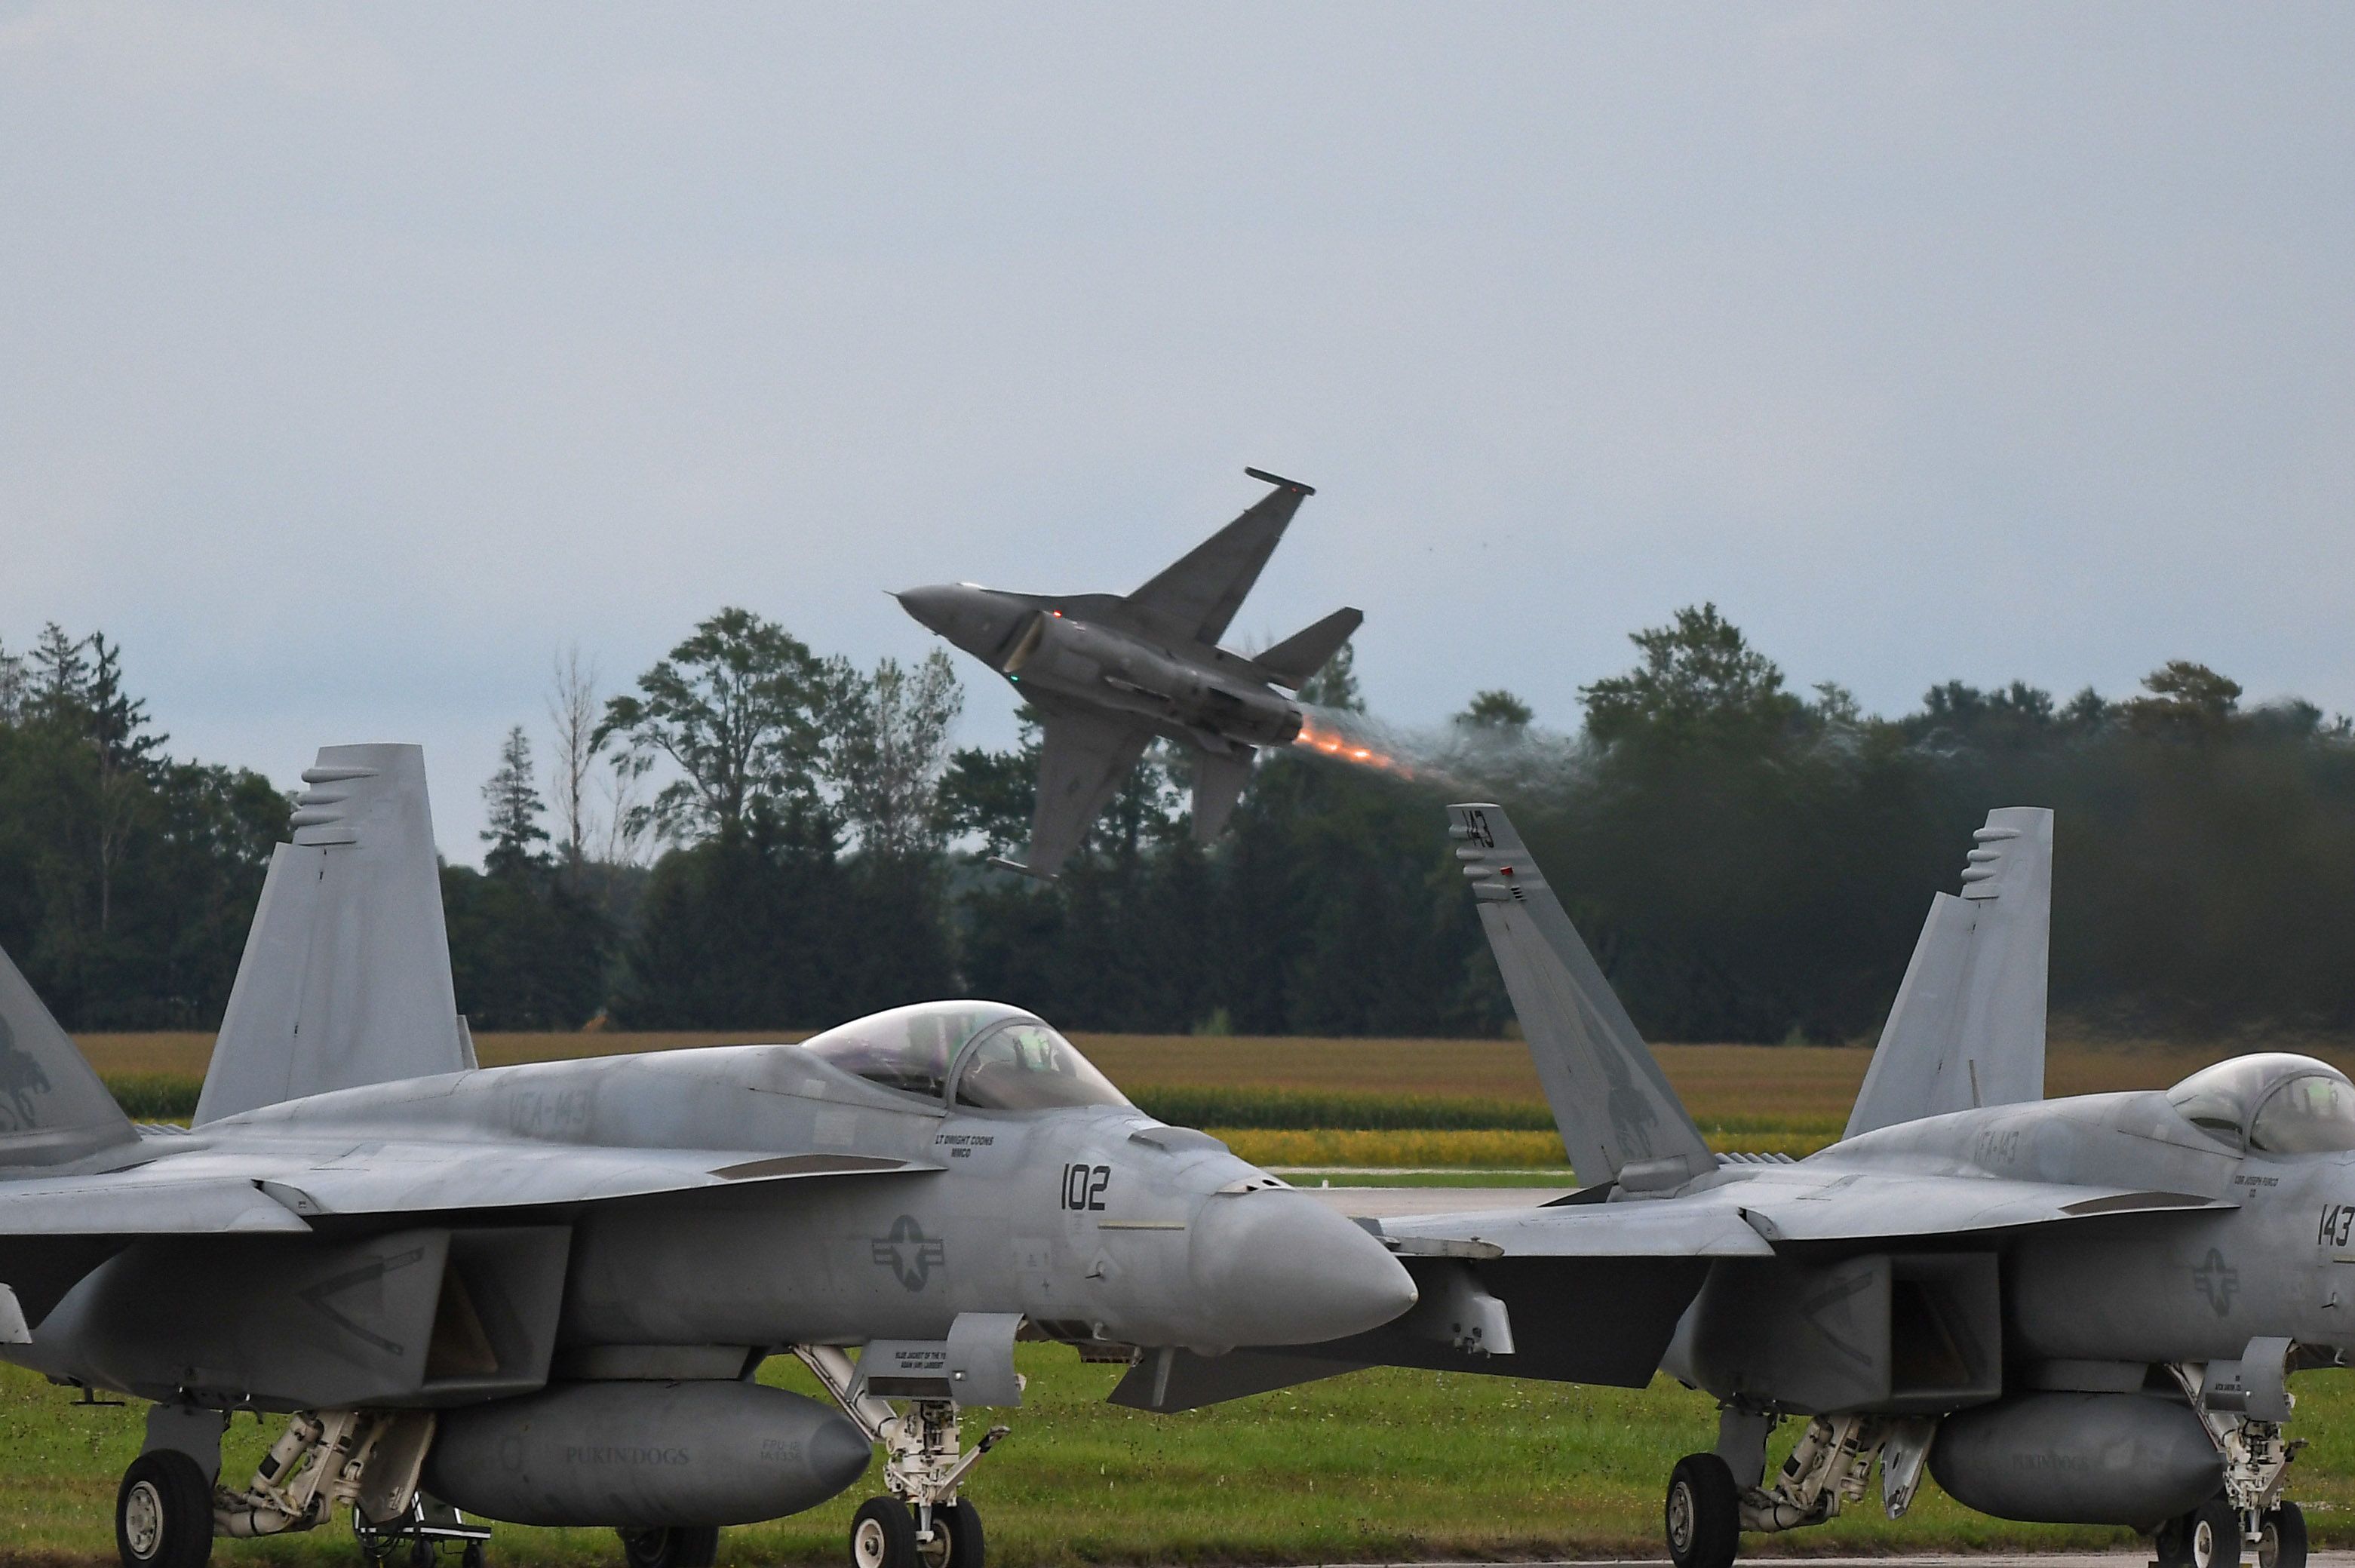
[1121,802,2348,1568]
[0,745,1414,1568]
[896,468,1360,876]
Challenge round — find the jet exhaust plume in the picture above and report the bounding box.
[1289,704,1586,799]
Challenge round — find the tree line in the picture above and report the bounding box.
[3,606,2350,1042]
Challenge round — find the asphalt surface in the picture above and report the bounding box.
[1282,1560,2341,1568]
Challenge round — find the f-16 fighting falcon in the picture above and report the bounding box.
[0,745,1414,1568]
[1120,801,2351,1568]
[895,468,1361,876]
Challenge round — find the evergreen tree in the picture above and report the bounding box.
[481,725,551,873]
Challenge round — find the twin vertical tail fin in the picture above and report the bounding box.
[0,947,137,1168]
[194,744,473,1125]
[1449,803,1715,1192]
[1843,808,2053,1139]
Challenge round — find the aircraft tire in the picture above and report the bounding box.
[2260,1502,2307,1568]
[2187,1496,2241,1568]
[619,1527,718,1568]
[115,1450,213,1568]
[1665,1453,1740,1568]
[2154,1512,2192,1568]
[938,1500,984,1568]
[852,1498,919,1568]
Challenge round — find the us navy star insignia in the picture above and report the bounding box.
[872,1215,946,1291]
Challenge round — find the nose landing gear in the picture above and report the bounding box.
[795,1346,1010,1568]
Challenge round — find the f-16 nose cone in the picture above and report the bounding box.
[1187,1189,1417,1347]
[895,585,960,635]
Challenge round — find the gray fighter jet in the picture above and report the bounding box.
[896,469,1360,876]
[0,745,1414,1568]
[1121,801,2349,1568]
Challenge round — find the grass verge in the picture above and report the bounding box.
[24,1350,2347,1566]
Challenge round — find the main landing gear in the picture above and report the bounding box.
[794,1346,1010,1568]
[1665,1410,1936,1568]
[115,1451,214,1568]
[616,1526,718,1568]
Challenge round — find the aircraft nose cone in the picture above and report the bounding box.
[895,585,960,635]
[1187,1189,1418,1347]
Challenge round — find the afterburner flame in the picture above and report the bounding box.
[1292,713,1417,781]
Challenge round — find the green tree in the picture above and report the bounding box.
[2124,660,2243,737]
[481,725,551,873]
[1580,603,1799,748]
[599,608,837,842]
[1455,689,1534,730]
[831,649,964,861]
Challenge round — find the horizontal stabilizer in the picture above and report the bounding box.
[195,745,471,1125]
[1449,803,1715,1191]
[0,944,136,1168]
[1128,470,1314,644]
[1255,607,1362,690]
[1844,808,2053,1139]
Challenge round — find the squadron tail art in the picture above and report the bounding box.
[0,745,1414,1568]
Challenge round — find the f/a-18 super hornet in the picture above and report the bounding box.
[0,745,1413,1568]
[1122,801,2355,1568]
[895,468,1360,876]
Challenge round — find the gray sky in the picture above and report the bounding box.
[5,4,2350,861]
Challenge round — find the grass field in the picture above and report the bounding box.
[22,1349,2355,1567]
[26,1029,2355,1564]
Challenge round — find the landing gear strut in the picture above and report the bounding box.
[796,1346,1009,1568]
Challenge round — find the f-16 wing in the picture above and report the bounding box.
[999,697,1156,877]
[1128,469,1315,645]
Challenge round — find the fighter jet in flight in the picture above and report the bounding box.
[896,469,1360,876]
[1123,802,2349,1568]
[0,745,1413,1568]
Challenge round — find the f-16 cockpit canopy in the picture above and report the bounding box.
[2166,1052,2355,1155]
[799,1000,1131,1112]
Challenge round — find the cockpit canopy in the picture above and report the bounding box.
[798,999,1131,1112]
[2166,1052,2355,1155]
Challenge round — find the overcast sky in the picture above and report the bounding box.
[4,5,2350,861]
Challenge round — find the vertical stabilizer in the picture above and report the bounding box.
[0,945,136,1167]
[195,744,470,1125]
[1844,807,2053,1139]
[1449,803,1715,1191]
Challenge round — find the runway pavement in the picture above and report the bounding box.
[1270,1558,2338,1568]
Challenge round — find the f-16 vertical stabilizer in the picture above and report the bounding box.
[1843,806,2053,1140]
[0,943,137,1166]
[1449,802,1715,1192]
[195,744,473,1125]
